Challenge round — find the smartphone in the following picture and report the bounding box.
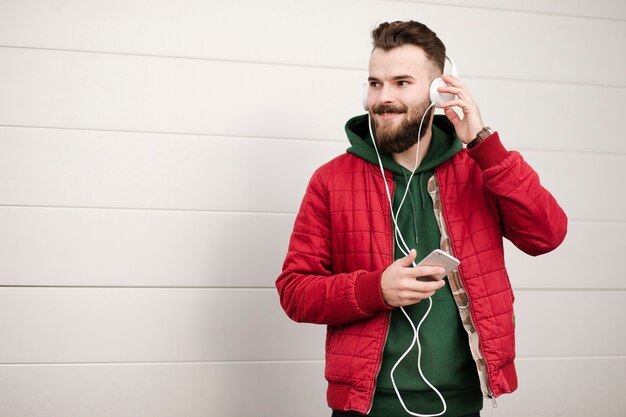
[415,249,460,281]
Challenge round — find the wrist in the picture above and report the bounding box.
[467,131,509,170]
[467,126,494,149]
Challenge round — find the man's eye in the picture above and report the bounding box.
[398,80,409,86]
[369,81,380,88]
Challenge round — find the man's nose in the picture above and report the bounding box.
[378,85,396,104]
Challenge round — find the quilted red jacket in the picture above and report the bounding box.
[276,133,567,413]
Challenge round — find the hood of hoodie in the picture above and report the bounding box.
[345,113,462,174]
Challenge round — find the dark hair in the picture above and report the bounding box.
[371,20,446,74]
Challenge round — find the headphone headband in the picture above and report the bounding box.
[445,56,458,78]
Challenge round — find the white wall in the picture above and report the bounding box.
[0,1,624,416]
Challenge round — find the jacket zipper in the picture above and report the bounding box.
[367,310,391,414]
[367,177,395,415]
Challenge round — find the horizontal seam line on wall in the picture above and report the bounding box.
[0,44,361,73]
[0,359,326,367]
[0,205,624,225]
[0,123,342,145]
[517,148,626,157]
[2,357,625,366]
[518,355,626,361]
[0,204,297,216]
[0,285,278,290]
[1,124,625,157]
[463,73,626,89]
[0,286,624,292]
[386,0,626,22]
[513,288,626,293]
[0,44,624,89]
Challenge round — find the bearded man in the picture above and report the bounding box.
[276,20,567,417]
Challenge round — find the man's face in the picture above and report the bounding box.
[366,45,435,154]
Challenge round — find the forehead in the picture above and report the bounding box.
[368,44,430,79]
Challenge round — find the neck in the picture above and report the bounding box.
[392,128,433,171]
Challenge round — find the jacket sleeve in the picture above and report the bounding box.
[468,132,568,256]
[275,169,392,325]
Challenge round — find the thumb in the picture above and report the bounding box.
[394,249,417,267]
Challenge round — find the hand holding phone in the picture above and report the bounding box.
[415,249,460,281]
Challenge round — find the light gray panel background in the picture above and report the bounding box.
[1,1,624,416]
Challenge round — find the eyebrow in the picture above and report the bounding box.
[367,74,416,81]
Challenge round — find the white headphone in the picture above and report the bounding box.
[429,56,458,107]
[362,56,458,110]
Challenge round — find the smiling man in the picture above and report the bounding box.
[277,21,567,417]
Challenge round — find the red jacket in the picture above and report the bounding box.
[276,133,567,413]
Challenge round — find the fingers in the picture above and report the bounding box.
[438,75,478,110]
[440,74,466,90]
[381,272,446,307]
[436,76,484,143]
[437,86,472,104]
[392,279,446,307]
[438,94,477,113]
[439,99,472,113]
[382,251,447,307]
[411,265,446,278]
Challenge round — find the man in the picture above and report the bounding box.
[276,20,567,417]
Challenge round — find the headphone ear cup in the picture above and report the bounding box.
[429,77,455,107]
[361,83,369,111]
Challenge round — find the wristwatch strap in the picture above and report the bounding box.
[467,127,494,149]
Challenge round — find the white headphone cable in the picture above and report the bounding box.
[366,102,447,417]
[392,297,446,417]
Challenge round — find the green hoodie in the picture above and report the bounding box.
[346,114,482,416]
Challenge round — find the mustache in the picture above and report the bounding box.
[372,103,408,115]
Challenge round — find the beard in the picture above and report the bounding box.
[372,99,433,154]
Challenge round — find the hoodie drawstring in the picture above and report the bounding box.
[403,170,422,245]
